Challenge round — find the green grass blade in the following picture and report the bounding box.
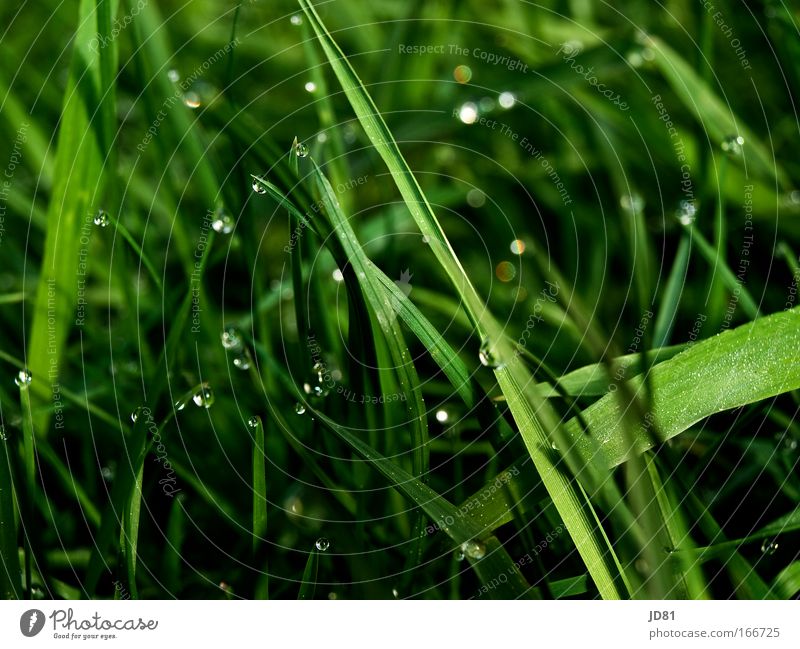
[297,547,319,600]
[298,0,629,599]
[308,408,532,599]
[250,415,268,556]
[648,35,789,187]
[26,0,117,435]
[565,307,800,465]
[653,234,691,348]
[0,421,21,598]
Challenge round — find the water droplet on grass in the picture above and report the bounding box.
[721,134,744,156]
[495,261,516,282]
[221,326,243,351]
[620,193,644,214]
[458,102,478,124]
[315,537,330,551]
[460,540,486,560]
[453,64,472,83]
[211,208,234,234]
[14,369,32,387]
[182,91,201,109]
[192,384,215,408]
[167,69,180,82]
[304,81,317,93]
[510,239,525,255]
[295,141,309,158]
[435,409,449,423]
[478,339,503,368]
[233,354,250,370]
[251,175,268,195]
[466,188,485,207]
[760,539,778,555]
[676,199,697,226]
[247,416,259,428]
[498,91,516,109]
[295,403,306,415]
[290,14,303,26]
[94,210,110,227]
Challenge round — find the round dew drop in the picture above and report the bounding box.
[192,384,215,408]
[251,176,268,195]
[295,402,306,415]
[315,537,330,552]
[478,339,503,368]
[460,540,486,560]
[93,210,110,227]
[247,416,259,428]
[294,142,309,158]
[233,354,250,371]
[220,326,243,351]
[721,134,744,156]
[760,539,778,555]
[14,368,32,387]
[212,208,234,234]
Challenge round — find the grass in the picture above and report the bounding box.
[0,0,798,600]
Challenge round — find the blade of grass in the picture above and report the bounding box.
[297,547,319,600]
[27,0,117,435]
[564,307,800,464]
[298,0,629,598]
[0,419,21,598]
[648,35,789,187]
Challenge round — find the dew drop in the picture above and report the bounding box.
[93,210,110,227]
[294,141,309,158]
[498,91,516,109]
[460,540,486,560]
[315,537,330,551]
[0,427,7,442]
[760,539,778,555]
[478,339,503,368]
[721,134,744,156]
[290,14,303,26]
[14,368,32,387]
[495,261,516,282]
[466,188,486,208]
[233,354,251,371]
[251,175,268,195]
[221,326,243,351]
[130,409,139,423]
[332,268,344,282]
[211,207,234,234]
[510,239,526,255]
[192,384,215,408]
[676,199,697,226]
[247,416,259,428]
[304,81,317,93]
[453,64,472,84]
[167,69,180,82]
[182,91,201,109]
[453,550,465,562]
[295,402,306,415]
[101,466,115,481]
[620,193,644,214]
[435,409,449,423]
[391,587,400,599]
[457,102,478,125]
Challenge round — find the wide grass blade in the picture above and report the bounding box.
[26,0,118,435]
[565,307,800,464]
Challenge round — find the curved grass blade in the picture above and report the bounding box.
[297,0,628,599]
